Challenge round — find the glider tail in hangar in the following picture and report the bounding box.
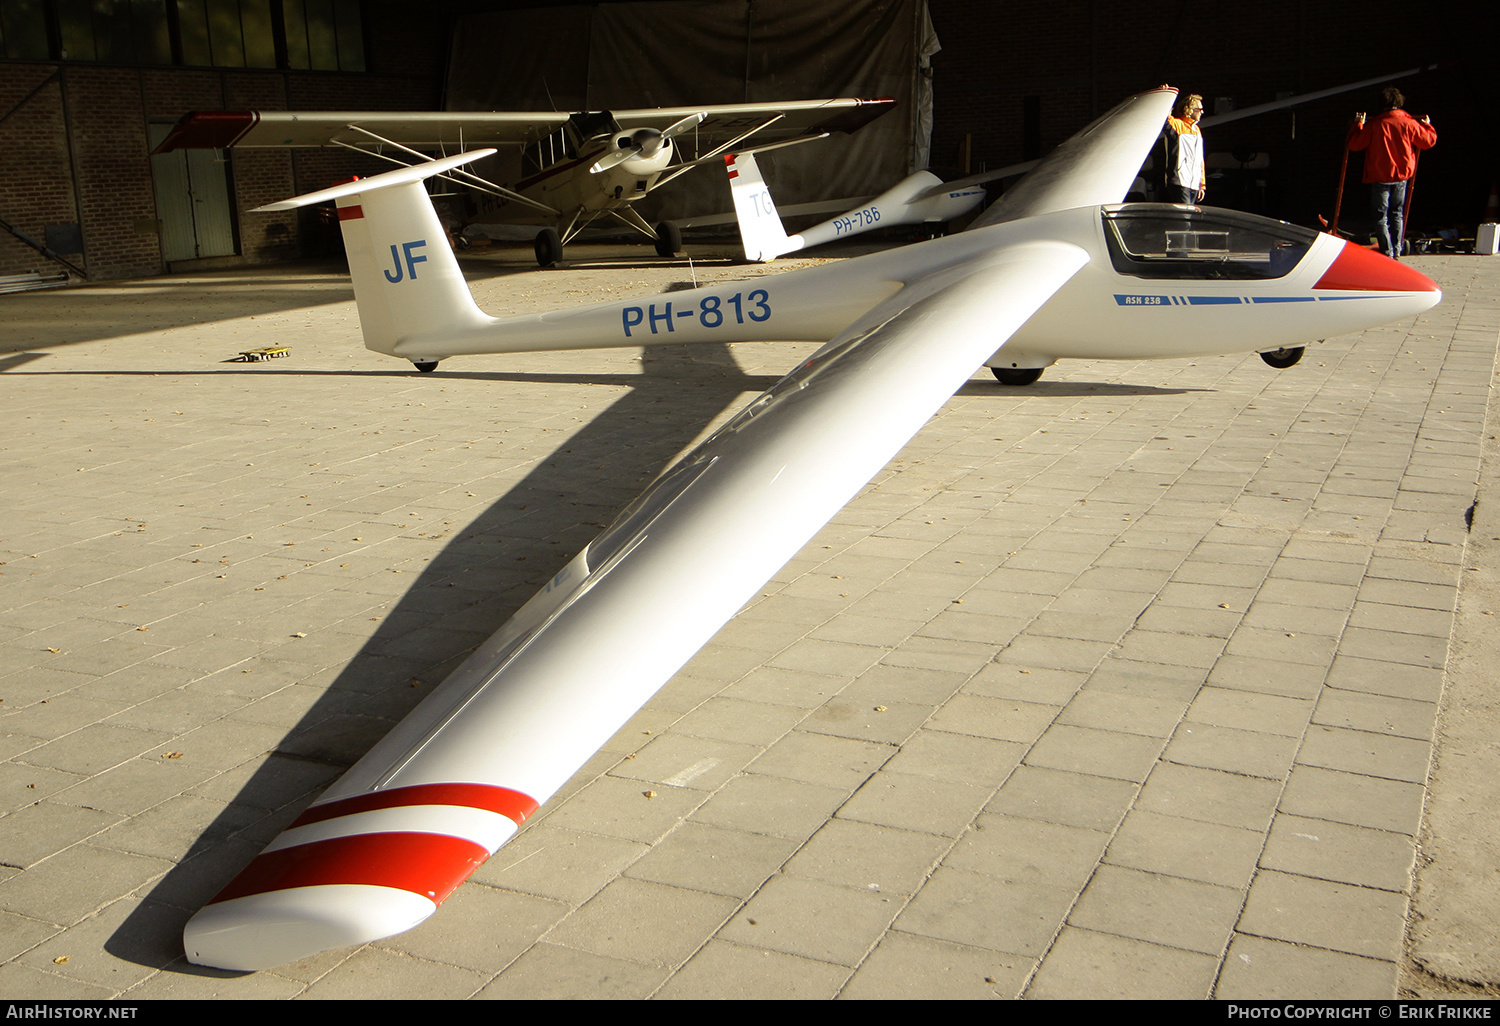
[254,151,497,364]
[725,152,800,262]
[725,151,987,263]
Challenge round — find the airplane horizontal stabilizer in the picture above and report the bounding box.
[254,151,499,362]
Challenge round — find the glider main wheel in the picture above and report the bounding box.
[1260,346,1304,369]
[413,361,440,373]
[654,220,682,258]
[534,228,562,267]
[991,367,1044,386]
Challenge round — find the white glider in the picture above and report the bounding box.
[726,150,987,261]
[181,86,1439,971]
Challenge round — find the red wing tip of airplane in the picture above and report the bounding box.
[183,782,540,968]
[151,110,259,153]
[1313,240,1441,292]
[288,782,538,829]
[206,831,489,906]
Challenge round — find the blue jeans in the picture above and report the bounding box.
[1371,181,1408,257]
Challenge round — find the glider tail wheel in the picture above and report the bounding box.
[655,220,682,258]
[1260,346,1305,369]
[534,228,563,267]
[991,367,1044,386]
[413,361,439,373]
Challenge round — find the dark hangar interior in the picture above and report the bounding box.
[0,0,1491,284]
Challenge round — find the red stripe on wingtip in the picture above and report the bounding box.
[1314,241,1439,292]
[208,832,488,905]
[151,110,258,153]
[290,783,538,830]
[337,205,363,221]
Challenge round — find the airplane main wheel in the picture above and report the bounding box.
[534,228,562,267]
[654,220,682,258]
[991,367,1044,386]
[1260,346,1305,369]
[413,361,439,373]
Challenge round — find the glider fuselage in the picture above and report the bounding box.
[382,202,1438,372]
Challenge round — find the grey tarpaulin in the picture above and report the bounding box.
[445,0,936,228]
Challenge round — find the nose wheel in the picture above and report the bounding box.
[1260,346,1305,369]
[413,361,439,373]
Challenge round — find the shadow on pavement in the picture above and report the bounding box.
[104,339,757,973]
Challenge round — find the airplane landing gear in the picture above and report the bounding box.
[534,228,562,267]
[991,367,1044,386]
[655,220,682,258]
[413,360,440,373]
[1260,346,1305,369]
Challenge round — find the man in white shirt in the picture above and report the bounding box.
[1161,93,1206,204]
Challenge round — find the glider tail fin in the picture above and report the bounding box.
[725,152,797,263]
[255,151,495,359]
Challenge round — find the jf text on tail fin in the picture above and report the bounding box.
[254,150,498,363]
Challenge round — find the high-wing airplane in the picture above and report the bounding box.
[178,86,1440,971]
[153,98,895,266]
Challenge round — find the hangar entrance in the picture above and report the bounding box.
[147,123,237,264]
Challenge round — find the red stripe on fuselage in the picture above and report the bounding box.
[290,782,539,829]
[1313,240,1439,292]
[207,832,488,905]
[515,153,593,193]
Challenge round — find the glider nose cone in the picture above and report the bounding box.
[1314,240,1441,296]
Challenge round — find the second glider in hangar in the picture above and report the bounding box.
[717,65,1441,268]
[152,97,895,266]
[179,86,1439,971]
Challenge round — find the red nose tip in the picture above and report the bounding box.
[1314,241,1439,292]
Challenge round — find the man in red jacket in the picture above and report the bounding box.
[1349,87,1437,258]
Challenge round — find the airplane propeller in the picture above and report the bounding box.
[589,111,706,173]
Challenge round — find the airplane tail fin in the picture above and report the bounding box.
[255,150,496,360]
[725,152,798,263]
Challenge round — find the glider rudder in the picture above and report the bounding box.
[254,151,496,362]
[726,152,796,262]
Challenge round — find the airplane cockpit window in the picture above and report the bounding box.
[1102,205,1318,280]
[566,111,621,149]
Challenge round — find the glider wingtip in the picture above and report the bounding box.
[184,886,437,971]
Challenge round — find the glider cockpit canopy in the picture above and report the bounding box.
[1102,204,1320,281]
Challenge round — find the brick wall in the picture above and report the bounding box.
[62,65,163,279]
[0,68,80,276]
[0,0,447,282]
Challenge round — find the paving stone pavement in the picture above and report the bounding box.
[0,244,1495,999]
